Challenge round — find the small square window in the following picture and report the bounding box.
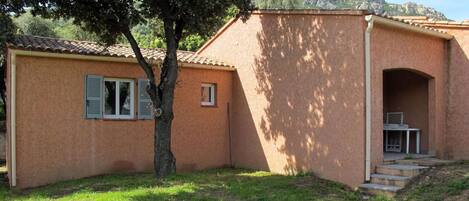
[201,83,216,106]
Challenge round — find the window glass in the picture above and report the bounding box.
[103,78,134,119]
[201,83,215,106]
[120,81,131,115]
[104,81,117,115]
[201,86,211,103]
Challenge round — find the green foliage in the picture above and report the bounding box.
[0,1,21,119]
[404,154,414,160]
[448,179,469,195]
[8,3,241,52]
[0,13,15,61]
[11,11,98,42]
[178,34,206,51]
[255,0,306,9]
[52,19,98,41]
[126,5,239,51]
[13,11,56,37]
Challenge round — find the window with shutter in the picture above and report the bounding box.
[85,75,103,119]
[138,79,153,119]
[103,78,135,119]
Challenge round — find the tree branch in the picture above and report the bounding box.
[174,19,185,45]
[122,28,161,107]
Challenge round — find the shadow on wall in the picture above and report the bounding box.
[252,14,363,176]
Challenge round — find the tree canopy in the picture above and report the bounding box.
[14,11,57,37]
[1,0,28,115]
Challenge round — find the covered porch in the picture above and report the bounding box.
[382,69,433,156]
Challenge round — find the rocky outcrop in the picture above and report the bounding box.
[302,0,448,20]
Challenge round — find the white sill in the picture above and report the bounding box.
[201,102,215,107]
[103,115,134,120]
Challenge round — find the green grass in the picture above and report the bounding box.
[403,154,414,160]
[3,163,469,201]
[399,178,469,201]
[395,162,469,201]
[0,168,362,201]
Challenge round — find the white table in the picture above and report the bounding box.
[384,127,420,154]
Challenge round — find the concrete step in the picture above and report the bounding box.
[371,174,411,187]
[376,164,428,177]
[359,183,402,197]
[395,158,456,167]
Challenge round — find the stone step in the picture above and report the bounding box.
[376,164,428,177]
[359,183,402,197]
[371,174,411,187]
[395,158,455,167]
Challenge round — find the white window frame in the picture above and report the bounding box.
[201,83,216,106]
[103,78,135,119]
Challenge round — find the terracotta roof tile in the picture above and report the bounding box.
[7,35,233,68]
[376,14,450,35]
[392,16,469,28]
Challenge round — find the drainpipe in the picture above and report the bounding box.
[9,51,17,187]
[364,15,374,182]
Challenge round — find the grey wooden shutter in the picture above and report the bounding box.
[85,75,103,119]
[138,79,153,119]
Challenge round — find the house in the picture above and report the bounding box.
[4,36,235,188]
[3,9,469,189]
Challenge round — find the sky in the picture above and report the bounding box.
[386,0,469,21]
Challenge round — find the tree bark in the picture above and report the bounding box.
[122,27,176,178]
[153,18,181,178]
[0,63,6,114]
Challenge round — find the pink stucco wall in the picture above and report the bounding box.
[200,11,367,187]
[200,12,450,187]
[439,27,469,159]
[371,24,448,168]
[6,54,233,188]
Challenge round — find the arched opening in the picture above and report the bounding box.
[383,69,432,159]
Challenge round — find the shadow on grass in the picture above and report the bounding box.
[0,168,361,201]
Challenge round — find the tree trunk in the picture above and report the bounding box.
[122,17,181,178]
[122,27,176,178]
[0,63,6,113]
[153,18,180,178]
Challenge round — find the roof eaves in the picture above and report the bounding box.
[368,14,453,40]
[7,35,234,68]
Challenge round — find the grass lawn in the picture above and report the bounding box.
[1,162,469,201]
[0,168,362,201]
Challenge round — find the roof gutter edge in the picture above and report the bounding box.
[367,15,453,40]
[9,49,235,71]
